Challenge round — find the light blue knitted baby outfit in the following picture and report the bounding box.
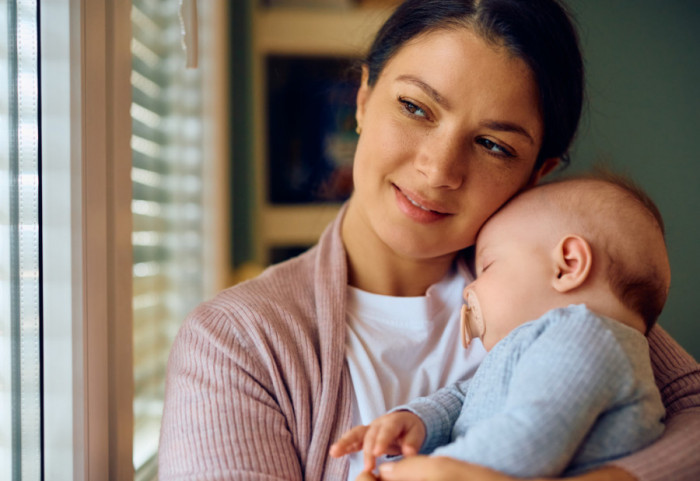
[399,304,665,477]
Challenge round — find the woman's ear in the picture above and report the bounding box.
[552,235,592,293]
[527,157,560,187]
[355,65,371,131]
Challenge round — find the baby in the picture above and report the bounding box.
[330,175,669,478]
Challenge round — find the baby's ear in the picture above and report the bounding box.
[552,235,592,293]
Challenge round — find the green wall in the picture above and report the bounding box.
[563,1,700,359]
[230,0,255,268]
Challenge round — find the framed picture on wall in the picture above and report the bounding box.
[266,55,358,204]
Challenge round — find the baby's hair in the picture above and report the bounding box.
[569,168,666,238]
[539,170,670,333]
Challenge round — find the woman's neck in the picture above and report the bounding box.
[346,254,454,296]
[341,202,456,297]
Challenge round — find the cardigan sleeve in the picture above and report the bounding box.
[158,305,303,481]
[610,326,700,481]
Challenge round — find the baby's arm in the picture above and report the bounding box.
[331,379,470,471]
[329,411,426,472]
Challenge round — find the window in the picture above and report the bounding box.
[3,0,228,477]
[41,0,228,479]
[1,0,42,479]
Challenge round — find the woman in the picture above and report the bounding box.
[159,1,700,480]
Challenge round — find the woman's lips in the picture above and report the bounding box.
[393,185,452,223]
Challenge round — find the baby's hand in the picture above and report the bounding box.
[329,424,370,459]
[329,411,426,472]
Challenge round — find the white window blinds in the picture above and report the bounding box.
[130,0,206,472]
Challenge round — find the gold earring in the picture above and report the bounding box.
[355,125,362,135]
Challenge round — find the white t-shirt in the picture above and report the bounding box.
[344,263,487,480]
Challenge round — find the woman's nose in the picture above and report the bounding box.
[414,132,465,189]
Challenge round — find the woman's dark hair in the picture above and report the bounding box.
[365,0,584,168]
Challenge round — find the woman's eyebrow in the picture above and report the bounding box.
[479,120,534,145]
[396,74,450,110]
[396,75,535,144]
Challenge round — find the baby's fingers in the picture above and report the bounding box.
[400,424,425,457]
[329,425,370,458]
[362,424,382,472]
[371,422,407,457]
[361,412,425,472]
[371,413,425,458]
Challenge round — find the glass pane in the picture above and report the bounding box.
[0,0,12,475]
[0,0,42,479]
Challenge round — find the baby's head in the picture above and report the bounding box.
[461,174,671,351]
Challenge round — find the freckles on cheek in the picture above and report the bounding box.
[464,183,502,219]
[479,175,527,212]
[376,124,413,169]
[390,117,415,145]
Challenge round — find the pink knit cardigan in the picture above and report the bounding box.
[159,210,700,481]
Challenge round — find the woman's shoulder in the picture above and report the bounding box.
[173,210,348,364]
[168,250,321,372]
[193,247,320,329]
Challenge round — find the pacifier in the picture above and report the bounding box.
[460,289,485,348]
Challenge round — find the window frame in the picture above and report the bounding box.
[41,0,133,479]
[40,1,229,479]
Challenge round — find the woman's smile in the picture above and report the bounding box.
[393,184,453,223]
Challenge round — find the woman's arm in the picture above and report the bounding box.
[158,306,304,480]
[370,456,636,481]
[609,326,700,481]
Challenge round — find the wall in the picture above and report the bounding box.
[564,0,700,359]
[230,0,255,268]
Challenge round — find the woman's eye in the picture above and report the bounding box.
[399,98,427,118]
[476,138,514,158]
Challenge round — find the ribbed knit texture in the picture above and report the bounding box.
[159,208,700,480]
[158,209,352,481]
[402,306,665,478]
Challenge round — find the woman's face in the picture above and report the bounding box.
[346,28,555,262]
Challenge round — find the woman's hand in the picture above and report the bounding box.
[374,456,638,481]
[330,411,426,472]
[376,456,515,481]
[355,471,380,481]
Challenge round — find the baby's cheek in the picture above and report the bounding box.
[482,307,510,349]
